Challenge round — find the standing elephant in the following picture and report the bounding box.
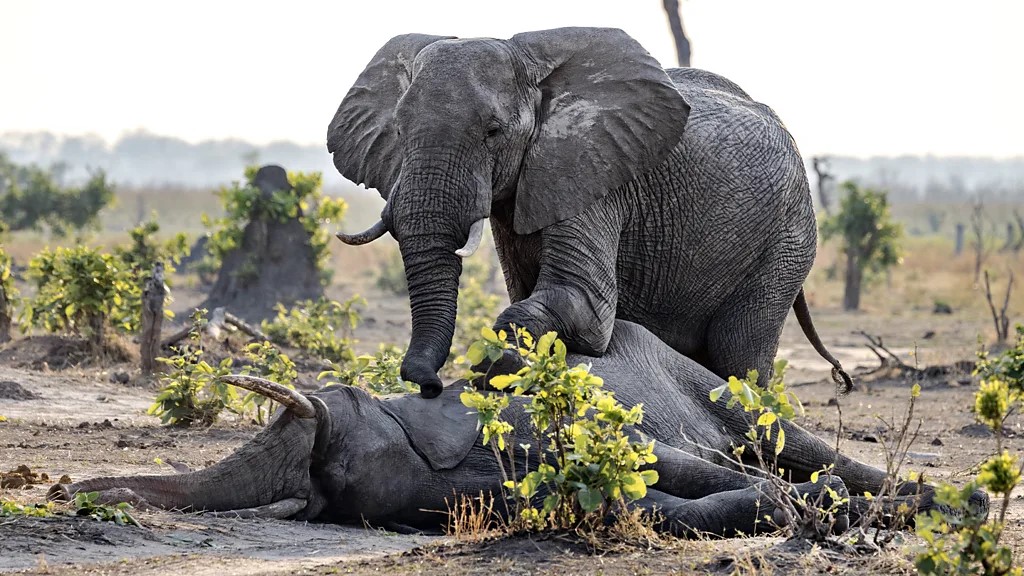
[328,27,850,398]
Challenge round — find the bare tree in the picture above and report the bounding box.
[662,0,691,67]
[983,270,1014,347]
[970,198,988,285]
[811,156,835,215]
[1014,209,1024,253]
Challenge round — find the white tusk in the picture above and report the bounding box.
[455,219,486,258]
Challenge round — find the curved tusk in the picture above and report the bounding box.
[455,218,486,258]
[335,220,388,246]
[219,375,316,418]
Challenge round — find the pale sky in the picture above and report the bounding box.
[1,0,1021,158]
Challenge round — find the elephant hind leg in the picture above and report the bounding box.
[635,477,849,538]
[702,234,812,386]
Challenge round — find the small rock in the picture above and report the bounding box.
[933,302,953,314]
[922,330,936,340]
[930,437,944,446]
[109,372,130,384]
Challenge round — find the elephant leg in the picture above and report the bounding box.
[703,242,811,386]
[650,441,760,499]
[635,477,849,538]
[492,207,620,355]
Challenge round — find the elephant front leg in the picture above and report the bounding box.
[493,210,621,359]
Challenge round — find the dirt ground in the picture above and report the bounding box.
[1,294,1022,574]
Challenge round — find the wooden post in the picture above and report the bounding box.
[0,281,10,344]
[140,262,167,374]
[954,223,965,256]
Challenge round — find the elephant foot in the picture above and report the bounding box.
[471,348,528,391]
[773,477,851,538]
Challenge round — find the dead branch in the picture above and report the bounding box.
[223,310,269,341]
[983,269,1014,345]
[855,331,914,372]
[811,156,835,215]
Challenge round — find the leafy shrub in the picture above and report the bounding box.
[201,166,347,285]
[113,217,190,279]
[0,246,18,337]
[459,326,658,532]
[261,296,364,364]
[709,362,847,539]
[151,310,304,426]
[915,329,1023,575]
[320,344,419,395]
[0,153,114,236]
[149,310,235,427]
[237,340,299,424]
[20,246,142,351]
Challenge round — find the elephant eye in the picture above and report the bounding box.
[485,125,502,140]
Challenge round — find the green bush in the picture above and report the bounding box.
[201,166,346,285]
[20,246,142,350]
[0,153,114,236]
[0,246,18,334]
[237,340,299,424]
[459,326,658,531]
[113,217,190,279]
[261,296,364,364]
[709,362,847,538]
[319,344,418,395]
[151,310,304,427]
[914,327,1023,575]
[149,310,235,427]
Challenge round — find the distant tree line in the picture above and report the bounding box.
[0,152,114,236]
[3,131,1022,195]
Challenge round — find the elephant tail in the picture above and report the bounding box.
[792,288,854,394]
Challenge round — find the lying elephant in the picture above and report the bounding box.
[49,322,984,537]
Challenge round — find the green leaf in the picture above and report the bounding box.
[621,473,648,500]
[576,486,604,512]
[709,384,727,403]
[639,469,659,486]
[775,426,786,455]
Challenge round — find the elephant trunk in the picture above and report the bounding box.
[49,412,319,514]
[395,150,490,398]
[400,234,462,399]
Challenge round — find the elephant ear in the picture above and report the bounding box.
[327,33,454,200]
[380,387,480,471]
[510,28,690,234]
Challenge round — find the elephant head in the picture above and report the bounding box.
[48,377,334,520]
[328,28,690,397]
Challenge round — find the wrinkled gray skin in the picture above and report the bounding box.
[49,322,985,537]
[328,27,849,398]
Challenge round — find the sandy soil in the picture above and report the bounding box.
[1,304,1022,575]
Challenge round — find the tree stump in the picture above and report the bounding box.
[140,262,167,374]
[200,165,323,321]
